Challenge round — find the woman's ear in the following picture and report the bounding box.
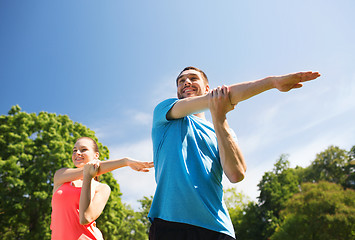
[95,152,100,160]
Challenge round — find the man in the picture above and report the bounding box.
[148,66,320,239]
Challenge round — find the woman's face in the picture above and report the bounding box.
[72,138,99,168]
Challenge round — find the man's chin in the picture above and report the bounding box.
[178,93,196,99]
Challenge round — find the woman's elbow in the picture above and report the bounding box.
[79,215,92,225]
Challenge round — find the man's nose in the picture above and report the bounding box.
[184,78,192,85]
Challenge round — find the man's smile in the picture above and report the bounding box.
[183,87,195,93]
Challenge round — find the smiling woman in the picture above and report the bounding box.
[72,137,100,169]
[50,137,154,240]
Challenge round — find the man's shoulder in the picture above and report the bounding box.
[154,98,179,116]
[155,98,178,108]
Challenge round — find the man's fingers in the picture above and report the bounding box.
[300,71,321,82]
[211,86,230,97]
[293,83,303,89]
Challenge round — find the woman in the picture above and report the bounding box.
[51,137,153,240]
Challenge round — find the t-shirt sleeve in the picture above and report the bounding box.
[153,98,179,126]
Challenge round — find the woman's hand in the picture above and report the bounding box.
[83,161,100,179]
[126,158,154,172]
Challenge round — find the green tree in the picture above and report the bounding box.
[271,181,355,240]
[235,202,264,240]
[137,196,153,236]
[0,105,144,239]
[257,154,301,239]
[302,145,350,187]
[107,196,153,240]
[223,187,250,237]
[115,204,148,240]
[344,145,355,189]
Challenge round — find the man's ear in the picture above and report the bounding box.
[205,84,210,94]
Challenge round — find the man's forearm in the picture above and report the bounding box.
[229,71,320,104]
[213,118,247,183]
[229,77,274,105]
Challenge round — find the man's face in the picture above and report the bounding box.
[176,70,209,99]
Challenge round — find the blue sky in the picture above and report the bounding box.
[1,0,355,209]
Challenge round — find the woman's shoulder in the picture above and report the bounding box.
[93,181,111,193]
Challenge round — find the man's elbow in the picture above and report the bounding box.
[228,171,245,183]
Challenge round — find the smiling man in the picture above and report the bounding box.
[148,66,320,240]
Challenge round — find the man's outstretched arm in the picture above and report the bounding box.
[167,71,321,119]
[228,71,321,104]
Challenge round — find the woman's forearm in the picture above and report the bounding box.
[79,175,92,224]
[97,158,129,175]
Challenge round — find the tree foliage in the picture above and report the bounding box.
[230,146,355,240]
[302,145,352,188]
[223,187,250,237]
[0,105,144,239]
[234,202,264,240]
[137,196,153,236]
[271,181,355,240]
[256,154,300,239]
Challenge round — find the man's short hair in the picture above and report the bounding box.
[176,66,209,85]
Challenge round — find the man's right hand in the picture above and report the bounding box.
[208,85,236,121]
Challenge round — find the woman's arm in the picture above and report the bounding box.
[53,158,153,193]
[79,162,111,225]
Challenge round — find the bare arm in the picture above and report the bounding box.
[79,162,111,225]
[53,158,154,193]
[209,86,246,183]
[228,71,321,104]
[167,94,209,120]
[167,71,321,119]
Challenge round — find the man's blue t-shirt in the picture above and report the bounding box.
[148,98,235,237]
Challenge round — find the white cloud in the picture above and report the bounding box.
[124,110,152,126]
